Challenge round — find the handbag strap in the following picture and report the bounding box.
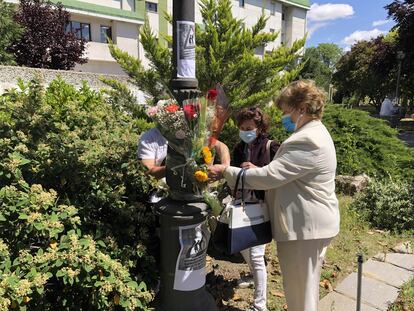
[232,168,246,205]
[266,139,272,163]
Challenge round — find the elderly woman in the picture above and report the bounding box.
[209,80,340,311]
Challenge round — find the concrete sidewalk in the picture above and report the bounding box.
[319,242,414,311]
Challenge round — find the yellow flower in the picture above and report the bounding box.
[23,296,31,304]
[49,241,58,249]
[194,170,209,182]
[202,146,213,164]
[204,155,213,164]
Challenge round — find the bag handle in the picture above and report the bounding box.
[266,139,272,163]
[232,168,246,205]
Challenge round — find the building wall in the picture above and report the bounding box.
[290,7,306,45]
[80,0,122,9]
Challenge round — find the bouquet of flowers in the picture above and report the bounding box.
[147,87,230,198]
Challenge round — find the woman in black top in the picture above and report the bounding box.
[232,107,279,311]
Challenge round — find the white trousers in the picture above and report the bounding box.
[276,238,332,311]
[240,244,267,311]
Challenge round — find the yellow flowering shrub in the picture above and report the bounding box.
[0,78,157,310]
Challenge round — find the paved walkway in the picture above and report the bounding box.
[319,242,414,311]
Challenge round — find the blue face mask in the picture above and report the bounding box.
[281,114,296,132]
[239,130,257,144]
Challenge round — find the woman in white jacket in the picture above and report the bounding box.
[209,80,340,311]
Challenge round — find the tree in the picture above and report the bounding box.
[9,0,86,70]
[300,43,342,91]
[332,34,397,109]
[109,0,305,108]
[0,0,22,65]
[386,0,414,103]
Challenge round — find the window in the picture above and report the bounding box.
[282,13,285,21]
[100,25,112,43]
[146,1,158,12]
[270,28,275,33]
[67,21,91,41]
[239,0,244,7]
[255,45,264,56]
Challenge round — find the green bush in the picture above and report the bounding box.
[350,178,414,233]
[323,104,414,178]
[0,163,151,310]
[0,78,156,309]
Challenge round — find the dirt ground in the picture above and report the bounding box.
[205,243,287,311]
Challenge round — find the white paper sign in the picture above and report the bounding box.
[177,21,196,78]
[173,222,209,291]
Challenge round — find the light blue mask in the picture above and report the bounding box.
[239,130,257,144]
[281,114,296,132]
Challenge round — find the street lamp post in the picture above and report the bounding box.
[153,1,217,310]
[395,50,405,105]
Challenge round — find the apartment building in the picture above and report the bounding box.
[149,0,310,56]
[5,0,309,75]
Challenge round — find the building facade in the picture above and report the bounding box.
[5,0,310,75]
[148,0,310,57]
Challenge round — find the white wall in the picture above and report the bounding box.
[290,7,306,45]
[122,0,135,11]
[79,0,122,9]
[113,21,139,58]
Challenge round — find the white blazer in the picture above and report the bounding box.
[224,120,340,242]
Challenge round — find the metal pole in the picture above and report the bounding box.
[166,0,201,199]
[395,60,402,105]
[356,254,363,311]
[153,1,217,310]
[171,0,198,97]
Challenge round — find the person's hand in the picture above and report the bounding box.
[241,162,257,169]
[208,164,227,181]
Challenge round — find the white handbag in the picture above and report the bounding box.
[213,169,272,254]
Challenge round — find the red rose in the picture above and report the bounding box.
[165,104,180,113]
[183,104,198,120]
[207,89,218,100]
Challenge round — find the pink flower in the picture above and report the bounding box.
[146,106,158,117]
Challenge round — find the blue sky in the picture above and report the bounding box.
[306,0,396,50]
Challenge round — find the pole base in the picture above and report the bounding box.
[153,287,217,311]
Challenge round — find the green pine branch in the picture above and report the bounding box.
[109,0,305,109]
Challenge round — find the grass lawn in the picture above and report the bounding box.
[266,195,414,311]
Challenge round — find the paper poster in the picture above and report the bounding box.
[177,21,196,78]
[173,222,210,291]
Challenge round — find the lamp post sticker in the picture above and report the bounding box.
[173,222,210,291]
[177,21,195,78]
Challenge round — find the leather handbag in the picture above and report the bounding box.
[213,168,272,255]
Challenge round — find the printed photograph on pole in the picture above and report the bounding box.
[177,21,195,78]
[173,222,210,291]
